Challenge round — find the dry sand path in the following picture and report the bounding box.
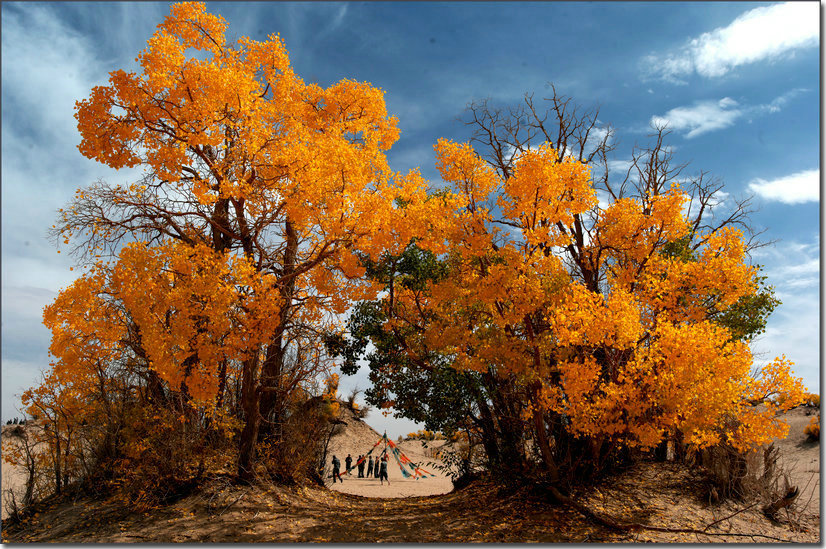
[326,474,452,499]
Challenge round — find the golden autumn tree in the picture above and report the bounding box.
[38,1,443,484]
[378,94,805,491]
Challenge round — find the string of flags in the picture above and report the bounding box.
[386,436,436,479]
[333,432,436,480]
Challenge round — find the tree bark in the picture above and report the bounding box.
[530,396,560,484]
[258,219,298,437]
[237,354,261,481]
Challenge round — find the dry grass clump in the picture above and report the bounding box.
[343,388,371,419]
[803,416,819,441]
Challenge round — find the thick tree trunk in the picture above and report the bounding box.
[53,430,62,495]
[258,219,298,436]
[475,393,501,467]
[494,387,525,467]
[258,342,286,440]
[237,355,261,481]
[212,198,231,252]
[215,359,228,409]
[531,399,560,484]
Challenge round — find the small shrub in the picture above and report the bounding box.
[406,429,446,441]
[354,403,371,419]
[804,415,819,441]
[803,393,820,408]
[345,387,361,411]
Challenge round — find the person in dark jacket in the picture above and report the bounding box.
[366,455,374,477]
[373,454,381,478]
[357,454,365,477]
[379,454,390,485]
[331,455,342,483]
[345,454,353,475]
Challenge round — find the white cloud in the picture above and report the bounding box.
[651,97,742,138]
[607,159,634,172]
[650,89,808,139]
[1,5,146,420]
[2,5,101,143]
[330,3,348,31]
[643,2,819,82]
[778,258,819,277]
[752,284,819,393]
[606,159,634,178]
[1,286,58,420]
[772,257,819,289]
[760,87,809,114]
[748,169,820,204]
[595,189,612,211]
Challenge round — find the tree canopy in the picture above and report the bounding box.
[10,2,805,510]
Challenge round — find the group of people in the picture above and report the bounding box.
[330,452,390,485]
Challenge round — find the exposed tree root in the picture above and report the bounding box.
[763,486,800,519]
[544,484,796,542]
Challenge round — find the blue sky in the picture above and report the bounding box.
[1,1,820,437]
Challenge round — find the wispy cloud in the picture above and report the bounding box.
[1,286,57,419]
[650,89,808,139]
[651,97,742,138]
[642,2,819,83]
[330,3,348,31]
[1,4,145,419]
[748,169,820,205]
[759,87,809,114]
[283,3,350,64]
[607,159,634,175]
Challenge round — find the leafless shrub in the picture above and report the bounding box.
[695,440,804,527]
[2,423,51,519]
[260,397,332,485]
[3,487,23,523]
[345,387,360,409]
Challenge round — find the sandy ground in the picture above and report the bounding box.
[772,406,820,517]
[1,404,820,542]
[1,454,22,520]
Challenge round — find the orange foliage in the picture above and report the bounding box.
[390,139,805,457]
[16,2,804,501]
[24,0,448,492]
[804,415,819,440]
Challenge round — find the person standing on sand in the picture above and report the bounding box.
[366,455,374,477]
[357,454,365,477]
[331,455,342,483]
[379,455,390,485]
[374,454,381,478]
[345,454,353,475]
